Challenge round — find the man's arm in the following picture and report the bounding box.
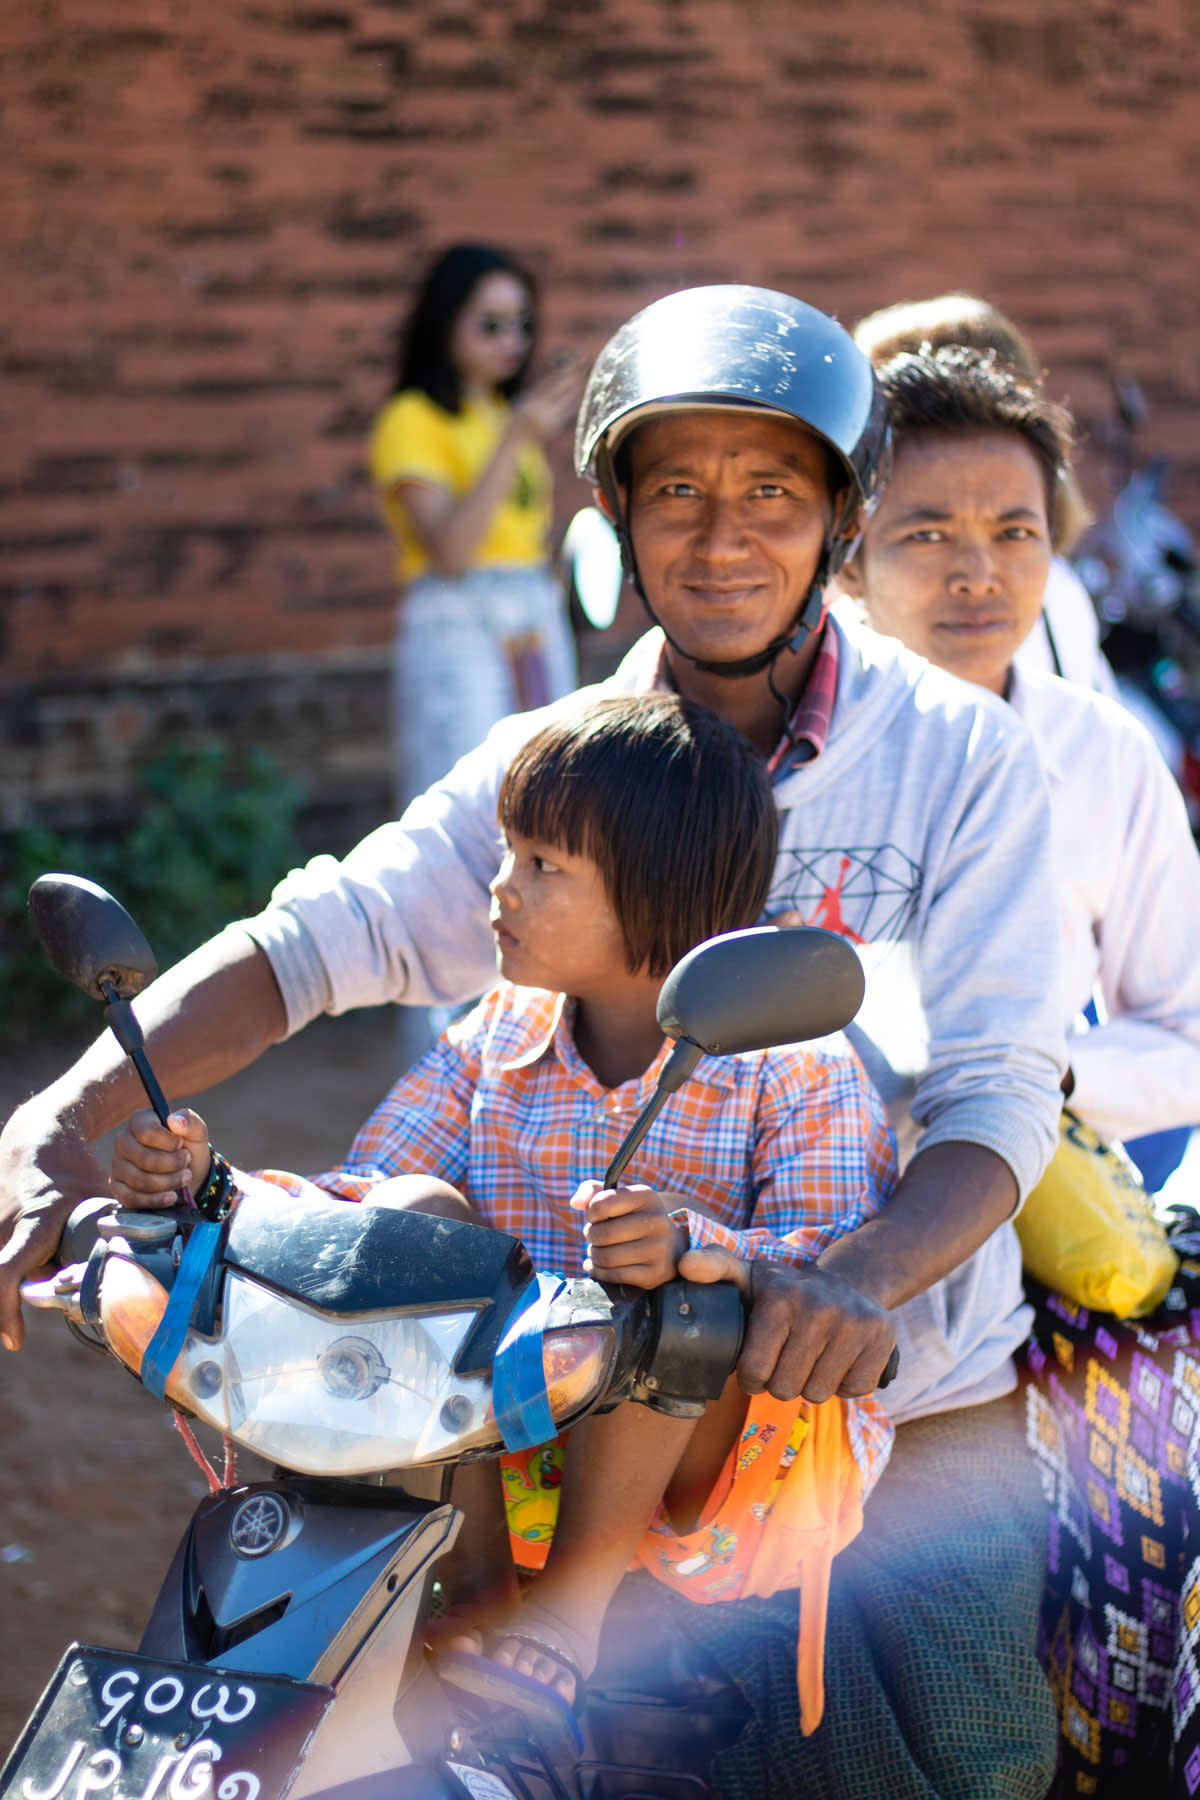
[0,688,586,1354]
[697,666,1061,1402]
[680,1140,1016,1402]
[0,930,287,1350]
[815,1140,1017,1314]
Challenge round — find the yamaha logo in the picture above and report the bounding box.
[229,1492,290,1558]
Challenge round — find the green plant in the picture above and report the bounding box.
[0,744,306,1041]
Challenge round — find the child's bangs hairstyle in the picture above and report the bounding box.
[875,345,1076,549]
[497,694,778,979]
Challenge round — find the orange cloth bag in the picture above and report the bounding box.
[502,1389,865,1734]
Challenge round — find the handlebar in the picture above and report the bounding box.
[21,1197,899,1408]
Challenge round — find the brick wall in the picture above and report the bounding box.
[3,0,1199,830]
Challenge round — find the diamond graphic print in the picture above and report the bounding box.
[768,844,922,947]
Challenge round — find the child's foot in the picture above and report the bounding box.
[427,1605,486,1658]
[488,1599,597,1708]
[426,1567,520,1660]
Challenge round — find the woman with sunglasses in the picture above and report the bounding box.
[369,244,580,804]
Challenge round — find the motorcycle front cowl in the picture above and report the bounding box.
[60,1191,744,1478]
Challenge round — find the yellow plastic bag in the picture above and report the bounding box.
[1015,1110,1178,1318]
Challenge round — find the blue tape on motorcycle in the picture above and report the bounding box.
[140,1219,223,1400]
[493,1272,566,1452]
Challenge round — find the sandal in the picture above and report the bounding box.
[436,1647,586,1765]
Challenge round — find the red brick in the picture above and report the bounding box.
[3,0,1199,816]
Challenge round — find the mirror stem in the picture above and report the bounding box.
[101,979,171,1128]
[603,1039,703,1188]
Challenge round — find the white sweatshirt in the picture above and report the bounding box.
[1015,557,1117,696]
[241,612,1066,1420]
[1009,664,1200,1142]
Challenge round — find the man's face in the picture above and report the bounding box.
[841,430,1053,697]
[624,413,835,669]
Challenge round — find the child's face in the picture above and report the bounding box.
[489,831,636,999]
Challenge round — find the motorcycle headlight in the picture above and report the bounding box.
[175,1272,498,1473]
[99,1260,619,1476]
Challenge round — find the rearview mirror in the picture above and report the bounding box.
[28,872,173,1132]
[657,925,864,1055]
[563,506,623,630]
[27,873,158,1002]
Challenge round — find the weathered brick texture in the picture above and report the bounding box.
[3,0,1199,824]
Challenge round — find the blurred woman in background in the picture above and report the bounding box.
[369,244,579,805]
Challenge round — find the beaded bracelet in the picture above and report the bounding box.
[193,1147,235,1221]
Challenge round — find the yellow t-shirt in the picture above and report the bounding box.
[368,388,553,584]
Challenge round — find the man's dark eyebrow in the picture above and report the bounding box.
[745,458,822,479]
[634,454,822,483]
[632,456,691,480]
[891,504,954,525]
[891,503,1044,525]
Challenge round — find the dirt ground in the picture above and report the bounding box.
[0,1007,402,1759]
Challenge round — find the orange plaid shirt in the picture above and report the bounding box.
[305,980,897,1488]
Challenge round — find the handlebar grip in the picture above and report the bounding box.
[878,1345,900,1390]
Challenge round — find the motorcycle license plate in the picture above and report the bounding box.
[0,1645,333,1800]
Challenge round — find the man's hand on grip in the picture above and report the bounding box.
[677,1245,896,1401]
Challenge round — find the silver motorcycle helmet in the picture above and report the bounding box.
[576,287,891,668]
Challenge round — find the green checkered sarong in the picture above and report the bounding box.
[671,1393,1057,1799]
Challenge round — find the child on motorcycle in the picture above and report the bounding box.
[112,691,896,1733]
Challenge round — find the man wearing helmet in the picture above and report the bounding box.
[0,288,1062,1795]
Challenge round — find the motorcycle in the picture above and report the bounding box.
[0,874,873,1800]
[1071,373,1200,830]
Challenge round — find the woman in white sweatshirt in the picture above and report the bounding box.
[851,290,1195,1196]
[838,345,1200,1154]
[838,342,1200,1797]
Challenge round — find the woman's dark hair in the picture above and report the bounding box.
[856,296,1091,548]
[854,294,1041,381]
[394,243,538,414]
[874,345,1076,548]
[498,694,779,979]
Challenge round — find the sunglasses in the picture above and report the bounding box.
[476,312,535,338]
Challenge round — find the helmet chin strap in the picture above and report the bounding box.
[669,574,827,678]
